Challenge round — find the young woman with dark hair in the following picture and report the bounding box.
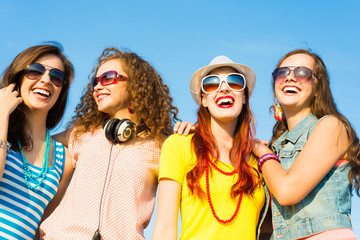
[0,43,74,239]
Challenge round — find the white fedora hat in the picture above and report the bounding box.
[190,55,256,105]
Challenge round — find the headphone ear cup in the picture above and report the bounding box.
[103,118,120,143]
[114,119,136,143]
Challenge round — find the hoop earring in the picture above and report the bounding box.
[128,103,134,114]
[273,102,284,121]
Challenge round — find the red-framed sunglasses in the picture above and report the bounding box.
[91,71,128,92]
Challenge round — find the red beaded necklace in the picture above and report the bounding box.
[208,158,236,175]
[206,157,243,224]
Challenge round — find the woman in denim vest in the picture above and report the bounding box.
[253,49,360,239]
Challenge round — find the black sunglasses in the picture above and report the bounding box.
[24,63,66,87]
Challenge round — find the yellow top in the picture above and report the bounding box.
[159,134,265,240]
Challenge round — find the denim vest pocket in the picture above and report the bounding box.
[278,142,305,171]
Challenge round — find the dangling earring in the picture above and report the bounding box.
[128,103,135,114]
[273,102,284,121]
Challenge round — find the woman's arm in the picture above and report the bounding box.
[253,116,349,205]
[152,178,181,240]
[0,83,23,180]
[40,146,74,221]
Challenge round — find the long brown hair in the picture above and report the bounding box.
[69,47,179,145]
[187,87,260,198]
[0,42,74,151]
[270,49,360,196]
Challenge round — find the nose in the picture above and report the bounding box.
[285,69,297,82]
[219,81,230,92]
[93,80,103,92]
[39,70,52,85]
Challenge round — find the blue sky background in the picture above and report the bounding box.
[1,0,359,238]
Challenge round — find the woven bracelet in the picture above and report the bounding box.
[257,153,280,173]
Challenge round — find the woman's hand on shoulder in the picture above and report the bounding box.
[173,121,196,135]
[252,139,272,157]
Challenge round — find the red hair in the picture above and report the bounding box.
[187,92,260,198]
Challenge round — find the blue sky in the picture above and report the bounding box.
[1,0,359,238]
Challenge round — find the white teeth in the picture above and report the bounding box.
[33,89,50,97]
[283,87,299,93]
[98,95,108,100]
[217,98,234,105]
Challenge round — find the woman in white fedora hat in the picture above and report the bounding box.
[152,56,270,240]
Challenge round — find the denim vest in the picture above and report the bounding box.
[257,180,271,240]
[270,113,353,240]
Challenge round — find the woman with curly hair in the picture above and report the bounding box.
[152,56,270,240]
[0,43,74,239]
[40,47,178,239]
[253,49,360,239]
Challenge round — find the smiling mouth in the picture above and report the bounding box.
[97,94,109,100]
[216,97,234,108]
[33,89,50,97]
[283,86,300,94]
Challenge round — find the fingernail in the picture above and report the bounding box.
[184,132,188,135]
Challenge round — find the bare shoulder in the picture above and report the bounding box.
[315,116,347,136]
[308,115,348,153]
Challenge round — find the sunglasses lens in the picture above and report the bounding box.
[227,74,245,90]
[49,69,65,87]
[294,67,313,83]
[91,78,98,92]
[202,76,220,93]
[26,63,45,80]
[101,71,117,85]
[273,67,289,82]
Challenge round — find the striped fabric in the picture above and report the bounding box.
[0,140,65,240]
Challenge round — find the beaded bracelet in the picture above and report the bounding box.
[257,153,280,173]
[0,140,11,152]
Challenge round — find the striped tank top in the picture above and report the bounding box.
[0,139,65,240]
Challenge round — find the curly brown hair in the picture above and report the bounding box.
[269,49,360,196]
[1,42,74,151]
[69,47,179,145]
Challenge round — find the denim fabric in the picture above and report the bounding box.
[257,180,271,240]
[270,113,353,240]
